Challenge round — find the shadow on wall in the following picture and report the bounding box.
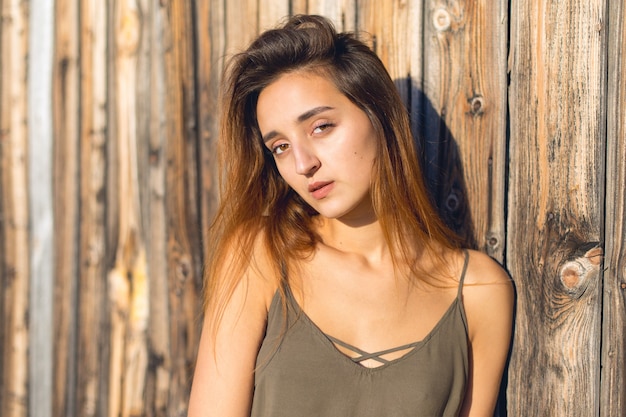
[395,77,477,249]
[396,79,511,417]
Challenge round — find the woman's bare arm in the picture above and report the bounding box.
[188,245,275,417]
[459,250,514,417]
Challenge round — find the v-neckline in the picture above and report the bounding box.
[284,284,461,372]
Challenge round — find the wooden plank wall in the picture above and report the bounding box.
[507,0,607,415]
[0,0,624,416]
[0,1,30,416]
[28,0,55,416]
[421,0,508,258]
[602,0,626,415]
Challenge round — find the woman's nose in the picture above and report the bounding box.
[293,145,320,176]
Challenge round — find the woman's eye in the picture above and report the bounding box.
[312,123,333,134]
[272,143,290,155]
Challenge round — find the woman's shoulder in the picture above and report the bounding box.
[461,249,511,286]
[457,249,514,339]
[426,246,508,284]
[216,226,280,313]
[243,229,280,309]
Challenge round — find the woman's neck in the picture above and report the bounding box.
[316,216,391,265]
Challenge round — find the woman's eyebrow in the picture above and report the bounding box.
[262,106,335,143]
[296,105,334,123]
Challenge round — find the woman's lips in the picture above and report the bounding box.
[308,181,334,200]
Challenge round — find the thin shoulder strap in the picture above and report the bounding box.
[282,270,308,320]
[457,249,470,299]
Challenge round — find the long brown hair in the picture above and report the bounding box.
[205,15,460,328]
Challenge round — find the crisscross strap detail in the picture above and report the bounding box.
[324,250,470,365]
[325,334,422,365]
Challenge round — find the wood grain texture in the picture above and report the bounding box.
[290,0,308,16]
[162,1,204,414]
[357,0,420,105]
[225,0,259,55]
[196,0,224,255]
[0,1,30,416]
[27,0,54,415]
[305,0,357,31]
[601,0,626,415]
[107,1,150,416]
[421,0,508,256]
[51,0,80,415]
[259,0,288,31]
[140,1,171,415]
[507,0,606,414]
[76,0,109,416]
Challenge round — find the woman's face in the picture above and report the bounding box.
[256,71,379,223]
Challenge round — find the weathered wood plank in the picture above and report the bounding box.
[196,0,224,258]
[353,0,424,195]
[259,0,288,31]
[601,0,626,415]
[107,1,150,416]
[421,0,508,254]
[507,0,607,414]
[0,0,30,416]
[75,0,109,416]
[291,0,308,16]
[225,0,258,54]
[139,1,171,416]
[27,0,54,415]
[357,0,420,109]
[162,1,204,414]
[306,0,357,31]
[51,0,80,415]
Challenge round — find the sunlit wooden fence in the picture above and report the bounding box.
[1,0,624,416]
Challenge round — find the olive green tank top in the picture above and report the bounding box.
[250,251,469,417]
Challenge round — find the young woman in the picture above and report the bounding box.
[188,15,513,417]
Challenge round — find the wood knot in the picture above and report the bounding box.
[561,263,583,289]
[433,8,451,32]
[486,234,499,249]
[559,247,603,294]
[468,95,485,116]
[584,247,603,266]
[444,191,460,213]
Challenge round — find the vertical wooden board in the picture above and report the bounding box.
[355,0,434,235]
[0,1,30,416]
[225,0,258,54]
[421,0,508,254]
[28,0,54,415]
[107,0,152,416]
[196,0,224,258]
[51,0,80,415]
[172,0,203,284]
[141,1,171,416]
[356,0,420,106]
[507,0,606,415]
[601,0,626,415]
[180,1,228,410]
[290,0,308,16]
[135,0,154,264]
[75,0,109,416]
[259,0,289,31]
[161,1,203,414]
[305,0,357,31]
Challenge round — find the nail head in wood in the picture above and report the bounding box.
[433,8,451,32]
